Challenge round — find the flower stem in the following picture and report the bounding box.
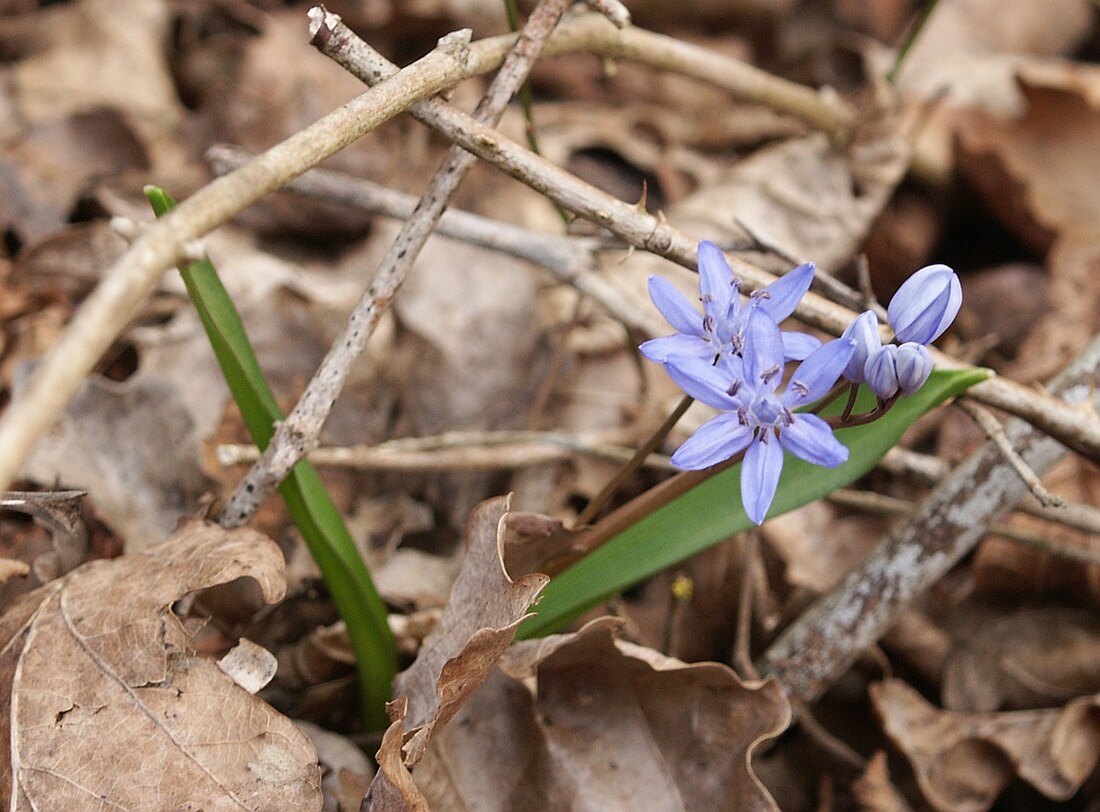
[575,394,694,526]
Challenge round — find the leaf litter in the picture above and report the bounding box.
[1,0,1100,809]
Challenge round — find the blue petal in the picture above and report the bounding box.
[887,264,961,345]
[757,262,815,323]
[697,241,735,318]
[742,311,785,386]
[782,336,855,406]
[864,345,900,400]
[780,413,848,467]
[669,413,752,470]
[665,354,743,410]
[781,331,822,361]
[741,435,784,525]
[895,342,933,395]
[640,334,709,363]
[648,275,704,337]
[840,310,880,383]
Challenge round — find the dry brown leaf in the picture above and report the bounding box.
[957,62,1100,381]
[0,489,87,592]
[18,371,209,550]
[11,0,183,136]
[361,699,429,812]
[0,559,28,586]
[941,604,1100,712]
[415,618,791,810]
[872,678,1100,811]
[392,495,549,765]
[852,751,914,812]
[295,721,375,812]
[0,520,321,810]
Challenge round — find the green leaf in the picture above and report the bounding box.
[145,187,396,730]
[517,367,989,638]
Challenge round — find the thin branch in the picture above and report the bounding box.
[221,0,580,524]
[757,331,1100,703]
[216,429,675,471]
[956,399,1065,508]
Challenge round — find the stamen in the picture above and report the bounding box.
[790,380,810,399]
[781,408,794,427]
[761,364,781,384]
[737,407,749,426]
[731,333,744,355]
[726,380,741,397]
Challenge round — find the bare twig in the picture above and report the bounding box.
[315,17,1100,466]
[221,0,579,524]
[758,332,1100,703]
[956,399,1065,508]
[216,429,675,471]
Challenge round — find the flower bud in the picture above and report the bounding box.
[887,264,962,345]
[840,310,880,383]
[864,345,900,400]
[895,342,933,395]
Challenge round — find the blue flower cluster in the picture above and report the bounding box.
[644,241,961,525]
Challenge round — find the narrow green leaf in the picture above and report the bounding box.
[145,187,396,729]
[518,367,989,638]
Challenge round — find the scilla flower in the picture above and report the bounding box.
[663,313,855,524]
[641,240,820,365]
[864,343,935,400]
[888,264,962,346]
[841,264,961,399]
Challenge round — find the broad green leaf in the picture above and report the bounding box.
[145,187,396,730]
[518,367,989,638]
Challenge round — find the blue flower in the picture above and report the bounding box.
[864,342,934,400]
[663,313,855,525]
[640,240,819,365]
[888,264,962,345]
[840,264,961,397]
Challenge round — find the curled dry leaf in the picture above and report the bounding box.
[361,699,429,812]
[413,618,791,811]
[0,520,321,810]
[851,751,913,812]
[872,678,1100,811]
[392,495,549,765]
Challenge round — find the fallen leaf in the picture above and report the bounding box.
[0,559,28,586]
[392,495,549,765]
[941,604,1100,712]
[852,751,914,812]
[18,371,210,550]
[0,520,322,810]
[218,637,279,695]
[295,721,375,812]
[872,678,1100,811]
[11,0,183,137]
[957,62,1100,381]
[414,618,791,810]
[361,699,429,812]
